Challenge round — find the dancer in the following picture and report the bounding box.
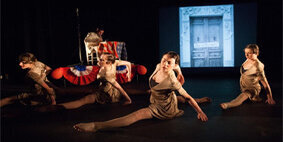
[0,52,56,107]
[73,51,208,133]
[37,53,132,111]
[220,44,275,109]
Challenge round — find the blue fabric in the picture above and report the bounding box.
[74,65,86,71]
[116,42,127,60]
[116,65,127,71]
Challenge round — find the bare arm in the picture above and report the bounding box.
[177,87,208,121]
[260,78,275,105]
[45,65,52,75]
[256,60,275,105]
[110,80,132,105]
[173,64,185,85]
[116,60,132,81]
[38,80,56,105]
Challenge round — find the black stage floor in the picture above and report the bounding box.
[1,76,282,142]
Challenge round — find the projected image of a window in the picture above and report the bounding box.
[179,5,234,67]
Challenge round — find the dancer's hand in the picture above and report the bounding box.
[197,112,208,122]
[127,73,132,82]
[123,100,132,106]
[265,98,276,105]
[50,95,56,105]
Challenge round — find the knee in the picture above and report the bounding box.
[136,108,152,119]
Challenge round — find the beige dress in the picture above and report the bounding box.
[148,64,185,120]
[240,59,267,101]
[18,61,55,105]
[93,62,121,104]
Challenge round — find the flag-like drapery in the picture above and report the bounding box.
[51,64,144,85]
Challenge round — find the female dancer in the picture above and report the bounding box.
[220,44,275,109]
[0,52,56,107]
[38,53,132,111]
[73,51,208,132]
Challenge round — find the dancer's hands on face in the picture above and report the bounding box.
[197,112,208,122]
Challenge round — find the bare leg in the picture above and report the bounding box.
[59,94,96,109]
[220,93,249,109]
[194,97,212,103]
[177,96,212,104]
[0,96,18,107]
[35,94,97,112]
[73,108,153,132]
[123,88,150,95]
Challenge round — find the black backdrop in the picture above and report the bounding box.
[1,0,282,84]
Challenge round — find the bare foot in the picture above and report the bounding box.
[73,122,97,133]
[195,97,212,104]
[0,98,9,107]
[220,103,228,110]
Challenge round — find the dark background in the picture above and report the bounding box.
[1,0,282,83]
[0,1,282,142]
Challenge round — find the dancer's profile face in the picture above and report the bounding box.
[19,61,32,69]
[160,54,176,73]
[98,30,104,36]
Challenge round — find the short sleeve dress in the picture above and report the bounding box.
[148,64,185,120]
[240,59,267,101]
[18,61,55,105]
[92,61,122,104]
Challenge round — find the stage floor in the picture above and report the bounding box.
[1,76,282,142]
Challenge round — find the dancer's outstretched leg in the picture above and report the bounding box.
[60,94,96,109]
[0,96,18,107]
[220,93,249,109]
[73,108,152,132]
[36,94,96,112]
[177,96,212,104]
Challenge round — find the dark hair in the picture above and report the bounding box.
[245,44,259,56]
[102,53,115,64]
[96,25,104,32]
[163,51,180,65]
[19,52,37,63]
